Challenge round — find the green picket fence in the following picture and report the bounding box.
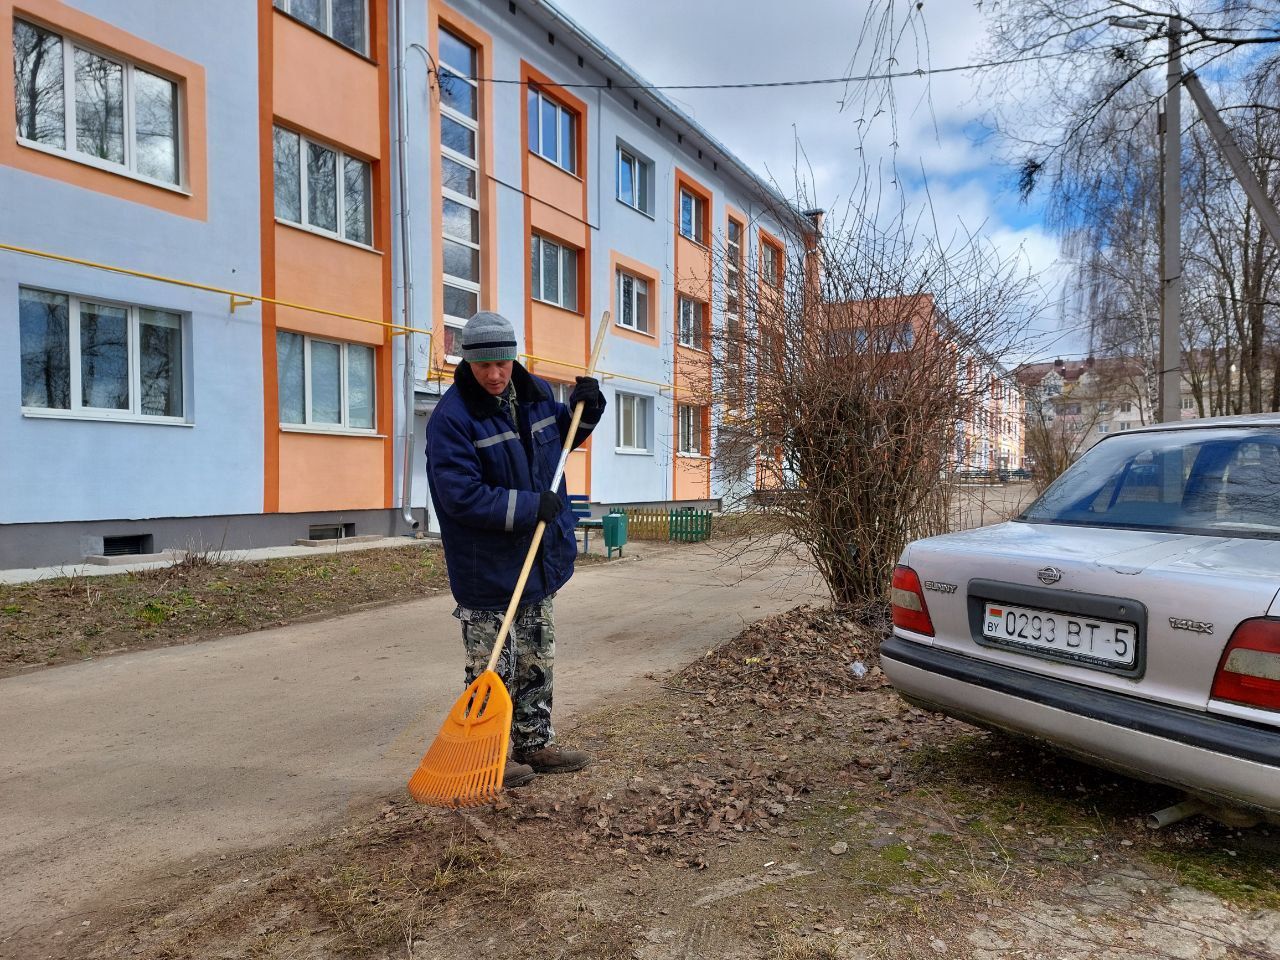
[622,508,712,543]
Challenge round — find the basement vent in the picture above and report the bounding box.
[103,535,153,557]
[308,523,355,541]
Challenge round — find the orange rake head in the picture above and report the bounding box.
[408,669,513,808]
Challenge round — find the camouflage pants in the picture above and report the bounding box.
[455,597,555,754]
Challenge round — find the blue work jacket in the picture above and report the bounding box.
[426,361,604,610]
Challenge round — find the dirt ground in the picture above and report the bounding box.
[39,605,1280,960]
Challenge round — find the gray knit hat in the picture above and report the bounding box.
[461,311,518,363]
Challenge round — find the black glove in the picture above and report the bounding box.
[536,491,562,524]
[568,376,603,410]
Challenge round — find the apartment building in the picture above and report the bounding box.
[1,0,807,567]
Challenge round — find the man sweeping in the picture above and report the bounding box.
[425,311,606,790]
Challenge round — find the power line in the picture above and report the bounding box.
[444,47,1111,92]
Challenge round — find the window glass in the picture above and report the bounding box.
[443,284,477,321]
[80,301,129,410]
[1021,427,1280,538]
[272,127,301,222]
[439,30,475,75]
[618,149,634,206]
[541,238,559,304]
[559,109,573,173]
[74,48,125,164]
[134,69,178,183]
[442,324,464,359]
[276,331,305,423]
[441,156,476,198]
[442,198,478,242]
[441,115,476,157]
[540,98,557,165]
[18,288,70,409]
[310,340,342,424]
[139,309,183,417]
[13,20,65,148]
[438,68,476,120]
[307,142,338,232]
[619,273,633,328]
[342,155,371,244]
[529,242,541,301]
[562,244,577,311]
[635,277,648,332]
[290,0,325,32]
[331,0,366,54]
[443,239,479,282]
[347,343,374,429]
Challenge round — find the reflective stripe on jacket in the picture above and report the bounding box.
[426,361,604,610]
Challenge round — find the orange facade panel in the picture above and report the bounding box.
[675,235,711,295]
[272,224,384,344]
[674,454,710,501]
[278,432,386,512]
[272,12,381,159]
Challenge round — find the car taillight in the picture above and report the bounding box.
[1211,618,1280,711]
[891,564,935,637]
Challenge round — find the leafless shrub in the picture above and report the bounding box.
[691,199,1044,607]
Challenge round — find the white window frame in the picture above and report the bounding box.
[13,20,186,191]
[18,287,188,424]
[615,269,650,334]
[679,189,706,244]
[527,86,576,174]
[677,404,704,456]
[616,143,651,215]
[277,331,376,434]
[531,234,579,311]
[273,125,373,249]
[615,391,652,454]
[273,0,369,56]
[678,296,705,350]
[438,27,481,364]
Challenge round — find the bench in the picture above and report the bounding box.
[568,494,602,553]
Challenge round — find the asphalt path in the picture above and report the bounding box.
[0,540,823,952]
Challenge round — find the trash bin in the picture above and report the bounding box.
[602,511,628,558]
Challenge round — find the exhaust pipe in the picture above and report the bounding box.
[1147,798,1206,829]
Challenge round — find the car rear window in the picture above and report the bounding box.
[1019,426,1280,538]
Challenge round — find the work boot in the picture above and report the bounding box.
[515,745,594,774]
[503,760,535,789]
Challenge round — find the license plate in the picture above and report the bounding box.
[982,602,1138,668]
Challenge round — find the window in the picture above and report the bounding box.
[531,235,578,311]
[1182,396,1196,411]
[273,0,367,55]
[679,189,706,244]
[276,331,375,431]
[678,404,704,455]
[438,28,481,357]
[19,287,184,419]
[273,126,372,245]
[1097,423,1109,434]
[616,269,649,334]
[616,144,651,214]
[550,381,571,405]
[616,392,651,452]
[762,240,782,286]
[1120,401,1133,413]
[13,19,181,186]
[526,86,575,173]
[678,297,705,350]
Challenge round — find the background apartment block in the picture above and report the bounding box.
[1,0,806,567]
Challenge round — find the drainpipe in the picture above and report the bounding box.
[394,0,418,532]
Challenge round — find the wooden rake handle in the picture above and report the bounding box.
[485,312,611,673]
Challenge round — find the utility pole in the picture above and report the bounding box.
[1158,18,1182,423]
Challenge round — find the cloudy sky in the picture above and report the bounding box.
[552,0,1083,361]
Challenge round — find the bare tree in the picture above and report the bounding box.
[696,200,1044,609]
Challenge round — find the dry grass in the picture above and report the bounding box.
[0,543,448,676]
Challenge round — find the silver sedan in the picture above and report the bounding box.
[882,415,1280,820]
